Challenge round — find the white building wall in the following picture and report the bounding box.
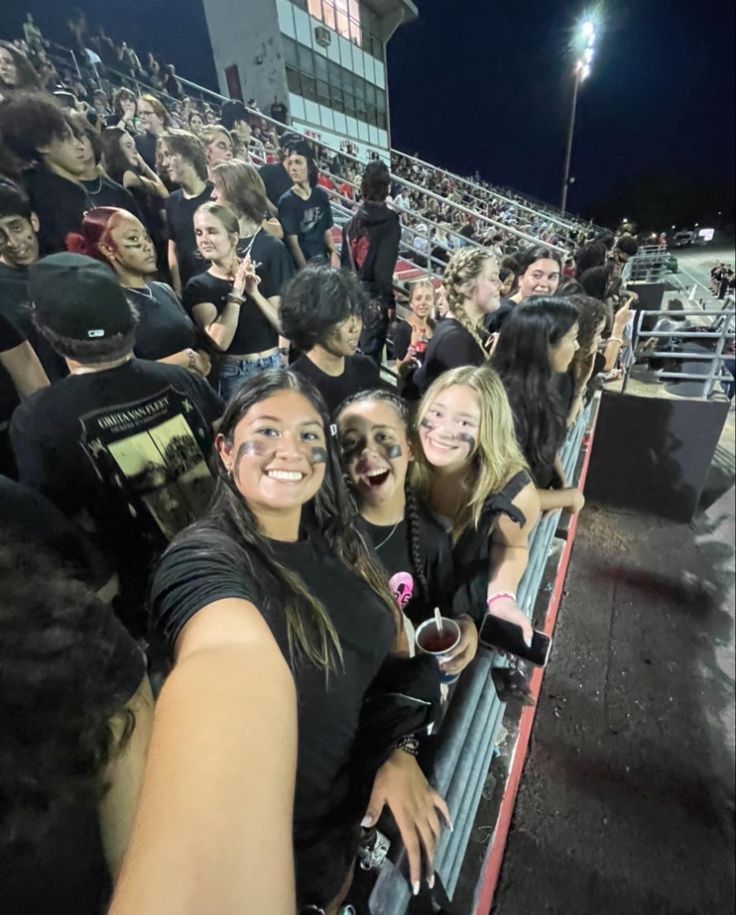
[201,0,288,110]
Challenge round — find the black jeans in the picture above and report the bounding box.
[359,311,389,366]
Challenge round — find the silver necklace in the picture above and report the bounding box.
[373,520,400,550]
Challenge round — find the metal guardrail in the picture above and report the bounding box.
[369,402,594,912]
[623,245,670,284]
[628,307,735,398]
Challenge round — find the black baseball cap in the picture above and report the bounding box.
[29,253,136,340]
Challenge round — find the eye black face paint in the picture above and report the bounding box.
[309,446,327,465]
[419,417,435,431]
[233,439,273,479]
[455,432,476,452]
[340,435,366,462]
[385,443,403,459]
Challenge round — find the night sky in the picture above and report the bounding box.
[2,0,734,229]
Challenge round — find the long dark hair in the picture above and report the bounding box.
[336,389,429,605]
[0,541,138,848]
[492,296,579,483]
[101,127,135,184]
[179,369,400,671]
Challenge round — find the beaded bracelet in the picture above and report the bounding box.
[395,734,420,757]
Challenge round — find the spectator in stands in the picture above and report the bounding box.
[10,253,223,634]
[341,160,401,365]
[162,63,183,99]
[145,369,446,910]
[393,279,435,382]
[135,95,170,169]
[185,202,281,398]
[574,240,606,277]
[219,99,252,151]
[188,110,204,133]
[560,293,611,424]
[434,282,450,320]
[200,125,234,177]
[67,207,210,376]
[0,92,91,255]
[110,88,138,132]
[486,244,562,336]
[0,41,41,97]
[412,365,539,642]
[278,139,335,269]
[337,388,478,671]
[492,297,585,513]
[210,158,292,274]
[143,51,162,86]
[65,111,143,218]
[101,127,170,201]
[259,132,295,216]
[0,542,152,915]
[270,96,288,124]
[91,89,112,123]
[414,248,500,395]
[283,266,382,415]
[160,129,213,295]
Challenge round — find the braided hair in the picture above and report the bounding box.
[336,389,428,607]
[443,247,494,350]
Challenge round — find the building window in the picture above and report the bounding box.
[292,0,382,60]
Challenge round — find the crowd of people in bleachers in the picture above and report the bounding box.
[1,16,649,915]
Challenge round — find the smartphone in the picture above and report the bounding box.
[479,615,552,667]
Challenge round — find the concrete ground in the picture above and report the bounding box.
[491,437,735,913]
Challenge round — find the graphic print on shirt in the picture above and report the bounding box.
[300,205,325,235]
[389,570,415,610]
[80,386,215,540]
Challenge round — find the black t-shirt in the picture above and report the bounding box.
[235,229,295,300]
[151,523,394,906]
[80,175,143,222]
[271,102,288,123]
[165,184,213,287]
[183,267,280,356]
[451,470,531,625]
[10,359,224,631]
[414,319,486,395]
[0,262,67,385]
[290,353,382,417]
[1,595,144,915]
[363,498,455,627]
[126,282,199,360]
[258,162,292,209]
[0,476,113,587]
[0,310,24,428]
[134,130,158,170]
[278,186,334,264]
[23,167,91,256]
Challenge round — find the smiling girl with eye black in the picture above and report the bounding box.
[141,369,449,913]
[337,389,479,677]
[412,365,541,646]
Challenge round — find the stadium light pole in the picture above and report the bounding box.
[560,19,596,214]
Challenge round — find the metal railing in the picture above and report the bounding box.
[623,245,670,284]
[626,307,735,399]
[369,402,595,911]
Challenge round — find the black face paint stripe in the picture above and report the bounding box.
[385,443,403,459]
[455,432,476,452]
[234,439,272,478]
[420,417,435,431]
[309,446,327,465]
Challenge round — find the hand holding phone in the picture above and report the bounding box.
[479,614,552,667]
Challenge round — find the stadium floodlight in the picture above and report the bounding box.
[561,12,600,213]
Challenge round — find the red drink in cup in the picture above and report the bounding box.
[415,617,461,683]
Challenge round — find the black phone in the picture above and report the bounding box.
[479,615,552,667]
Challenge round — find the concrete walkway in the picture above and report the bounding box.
[492,476,735,913]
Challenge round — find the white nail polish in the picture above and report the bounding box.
[413,881,420,896]
[428,875,435,890]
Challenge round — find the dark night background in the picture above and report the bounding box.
[2,0,734,230]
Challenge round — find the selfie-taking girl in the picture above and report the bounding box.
[412,366,541,643]
[147,370,448,912]
[337,389,478,677]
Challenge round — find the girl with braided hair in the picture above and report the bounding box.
[414,247,501,395]
[337,388,478,677]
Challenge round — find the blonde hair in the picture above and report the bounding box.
[443,247,495,350]
[211,158,267,223]
[408,278,435,304]
[194,201,240,237]
[411,365,527,537]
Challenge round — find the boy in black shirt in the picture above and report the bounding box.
[278,139,334,269]
[258,132,298,215]
[10,253,223,633]
[281,265,383,416]
[160,129,213,295]
[0,91,90,255]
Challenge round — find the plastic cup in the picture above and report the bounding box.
[415,617,461,684]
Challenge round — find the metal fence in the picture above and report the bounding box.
[368,402,595,912]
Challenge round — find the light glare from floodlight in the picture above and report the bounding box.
[583,47,594,63]
[581,63,592,80]
[582,20,595,39]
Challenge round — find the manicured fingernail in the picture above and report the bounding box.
[360,816,372,828]
[428,874,435,889]
[413,881,420,896]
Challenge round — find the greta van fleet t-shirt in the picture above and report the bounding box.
[10,359,223,629]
